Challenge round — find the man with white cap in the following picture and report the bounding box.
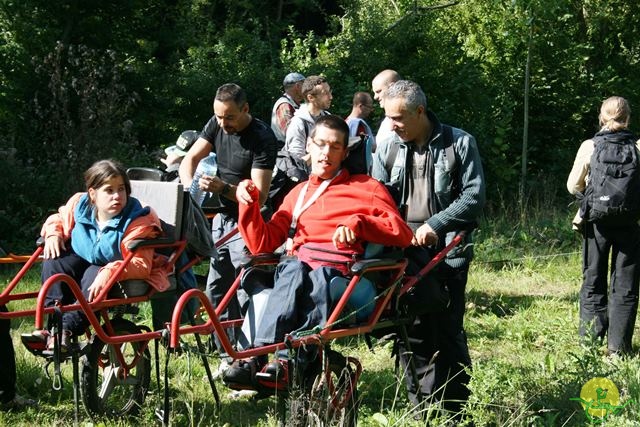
[271,72,305,146]
[161,130,200,175]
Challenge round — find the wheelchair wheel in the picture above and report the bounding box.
[306,350,359,427]
[80,318,151,418]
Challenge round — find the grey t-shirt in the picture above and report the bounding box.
[406,145,434,228]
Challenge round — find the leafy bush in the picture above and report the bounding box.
[3,42,150,247]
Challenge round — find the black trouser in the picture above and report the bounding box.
[0,305,16,403]
[580,222,640,353]
[41,251,100,335]
[397,246,471,414]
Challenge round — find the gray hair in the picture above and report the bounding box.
[384,80,427,112]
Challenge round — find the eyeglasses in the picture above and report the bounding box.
[310,138,345,152]
[313,88,332,96]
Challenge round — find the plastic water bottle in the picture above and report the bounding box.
[189,153,217,206]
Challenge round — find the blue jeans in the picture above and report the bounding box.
[254,259,342,346]
[207,213,249,347]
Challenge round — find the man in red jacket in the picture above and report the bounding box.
[224,114,413,385]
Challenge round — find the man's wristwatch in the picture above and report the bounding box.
[222,183,231,195]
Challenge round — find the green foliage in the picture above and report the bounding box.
[1,0,640,246]
[279,28,318,76]
[0,42,148,246]
[180,25,280,119]
[0,154,46,251]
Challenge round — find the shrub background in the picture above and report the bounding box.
[2,0,638,248]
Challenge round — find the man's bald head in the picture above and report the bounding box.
[372,69,401,108]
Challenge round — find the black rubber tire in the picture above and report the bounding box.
[80,318,151,418]
[306,349,359,427]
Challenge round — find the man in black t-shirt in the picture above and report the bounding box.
[179,83,277,349]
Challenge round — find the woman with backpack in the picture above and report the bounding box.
[567,96,640,355]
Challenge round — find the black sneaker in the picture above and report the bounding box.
[21,330,50,357]
[222,356,266,389]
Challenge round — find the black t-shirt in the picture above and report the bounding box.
[200,116,277,214]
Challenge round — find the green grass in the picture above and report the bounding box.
[2,205,640,425]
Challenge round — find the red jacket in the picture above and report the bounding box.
[238,169,413,255]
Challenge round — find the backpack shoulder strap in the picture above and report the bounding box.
[383,124,456,175]
[384,141,400,174]
[591,134,606,147]
[303,118,313,140]
[442,124,463,199]
[442,124,456,172]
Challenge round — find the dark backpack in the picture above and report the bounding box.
[344,133,373,176]
[582,132,640,225]
[268,118,314,210]
[268,132,374,210]
[268,149,311,210]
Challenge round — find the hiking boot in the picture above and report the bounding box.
[256,358,289,390]
[263,359,289,381]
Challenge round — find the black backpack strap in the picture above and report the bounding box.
[303,118,314,140]
[441,124,462,199]
[384,141,400,175]
[442,124,456,172]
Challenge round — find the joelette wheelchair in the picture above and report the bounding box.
[0,179,465,426]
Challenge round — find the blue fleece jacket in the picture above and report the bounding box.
[70,194,150,266]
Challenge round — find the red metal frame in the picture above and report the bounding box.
[1,226,466,416]
[167,232,467,360]
[167,258,408,357]
[326,355,362,411]
[0,239,192,363]
[0,246,44,304]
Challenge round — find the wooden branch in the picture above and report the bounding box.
[418,1,459,12]
[384,0,459,34]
